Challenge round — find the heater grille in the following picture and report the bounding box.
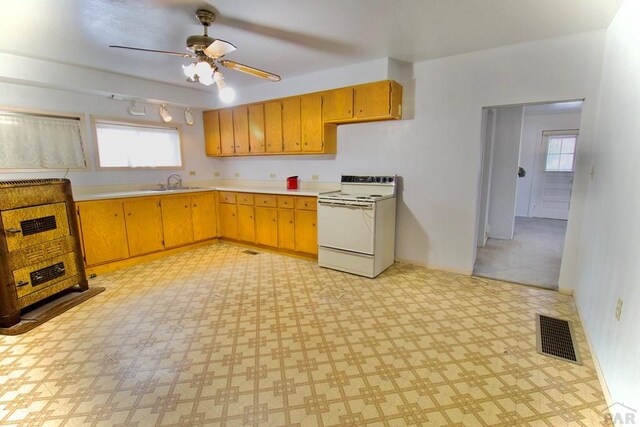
[536,314,581,365]
[21,215,57,236]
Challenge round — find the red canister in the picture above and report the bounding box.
[287,176,298,190]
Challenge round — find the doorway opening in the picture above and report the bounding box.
[473,100,584,290]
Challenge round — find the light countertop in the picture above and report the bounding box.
[74,185,328,202]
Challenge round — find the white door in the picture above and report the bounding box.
[531,131,578,220]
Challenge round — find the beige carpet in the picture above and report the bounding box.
[474,217,568,290]
[0,242,609,426]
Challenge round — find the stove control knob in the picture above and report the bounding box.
[382,177,387,183]
[376,177,381,182]
[389,177,394,183]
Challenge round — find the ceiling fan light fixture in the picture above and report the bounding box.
[195,61,213,77]
[215,75,236,103]
[159,104,172,123]
[182,63,197,79]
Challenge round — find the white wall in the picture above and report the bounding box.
[220,31,606,273]
[0,76,222,191]
[487,106,523,239]
[573,0,640,410]
[0,30,608,278]
[516,110,582,217]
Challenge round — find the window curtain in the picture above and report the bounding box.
[0,112,86,168]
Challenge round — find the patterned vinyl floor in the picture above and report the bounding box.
[0,243,611,426]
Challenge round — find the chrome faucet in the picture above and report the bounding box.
[167,173,182,190]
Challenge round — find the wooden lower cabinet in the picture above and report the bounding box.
[218,203,238,239]
[277,209,295,250]
[255,207,278,247]
[237,205,255,242]
[295,210,318,255]
[160,195,194,248]
[217,193,317,256]
[192,193,217,241]
[77,192,218,267]
[123,198,164,256]
[77,200,129,266]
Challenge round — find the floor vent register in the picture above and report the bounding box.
[536,314,582,365]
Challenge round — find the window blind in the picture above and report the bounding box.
[0,111,86,169]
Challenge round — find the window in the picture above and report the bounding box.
[94,119,183,169]
[0,109,86,169]
[545,133,577,172]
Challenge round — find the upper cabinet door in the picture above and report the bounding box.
[354,81,391,119]
[203,111,222,156]
[233,106,250,154]
[219,109,235,155]
[301,93,323,152]
[282,97,301,152]
[248,104,265,154]
[323,87,353,121]
[264,100,283,153]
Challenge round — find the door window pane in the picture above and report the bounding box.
[545,134,577,172]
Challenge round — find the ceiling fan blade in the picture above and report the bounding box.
[203,39,237,59]
[219,60,281,82]
[109,45,195,58]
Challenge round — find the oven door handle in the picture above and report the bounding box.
[318,200,373,209]
[5,228,22,234]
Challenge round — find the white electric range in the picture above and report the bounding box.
[317,175,397,278]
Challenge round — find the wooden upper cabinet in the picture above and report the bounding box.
[202,80,402,157]
[160,195,194,248]
[77,200,129,266]
[282,97,301,152]
[323,87,353,121]
[264,100,283,153]
[301,93,324,152]
[219,109,235,155]
[354,80,402,119]
[191,192,217,241]
[232,106,250,154]
[248,104,265,154]
[123,198,164,257]
[203,111,222,156]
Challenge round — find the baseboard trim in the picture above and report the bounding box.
[558,287,575,296]
[573,296,615,415]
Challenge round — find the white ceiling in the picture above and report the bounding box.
[0,0,623,90]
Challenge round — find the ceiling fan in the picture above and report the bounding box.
[109,9,281,102]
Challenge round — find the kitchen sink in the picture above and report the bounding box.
[150,186,211,192]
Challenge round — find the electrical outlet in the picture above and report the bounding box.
[615,298,623,321]
[213,171,220,177]
[189,170,196,176]
[311,174,319,181]
[270,173,276,179]
[234,172,240,178]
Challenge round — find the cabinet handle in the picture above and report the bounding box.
[127,212,131,216]
[5,228,21,234]
[16,280,29,288]
[193,204,197,207]
[115,214,119,217]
